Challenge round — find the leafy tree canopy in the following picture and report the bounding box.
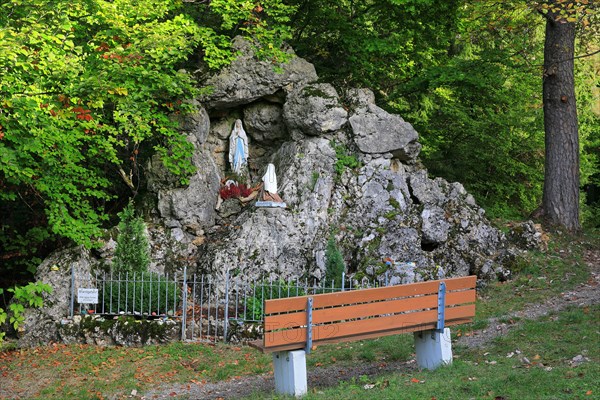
[1,0,598,285]
[0,0,295,282]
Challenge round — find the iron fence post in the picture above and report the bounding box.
[69,265,75,317]
[181,266,188,341]
[223,269,230,342]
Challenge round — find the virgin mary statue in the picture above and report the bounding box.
[228,119,249,175]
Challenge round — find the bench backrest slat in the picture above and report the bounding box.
[265,304,475,348]
[263,276,476,351]
[265,289,475,329]
[264,275,475,314]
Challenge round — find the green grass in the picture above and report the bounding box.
[306,335,414,369]
[0,342,271,399]
[243,305,600,399]
[462,229,593,333]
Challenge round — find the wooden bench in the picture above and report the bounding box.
[250,275,477,396]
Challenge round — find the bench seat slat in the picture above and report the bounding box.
[264,289,475,330]
[264,304,475,349]
[252,317,474,354]
[264,276,476,315]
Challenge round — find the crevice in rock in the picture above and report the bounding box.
[420,241,439,252]
[407,179,421,205]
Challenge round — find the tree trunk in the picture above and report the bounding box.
[541,5,580,231]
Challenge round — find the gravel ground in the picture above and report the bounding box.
[141,359,417,399]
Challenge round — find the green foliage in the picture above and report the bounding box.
[0,282,52,341]
[403,57,545,216]
[332,142,360,180]
[0,0,202,250]
[0,225,49,281]
[183,0,296,67]
[286,0,460,94]
[286,0,598,221]
[99,272,178,315]
[112,201,150,274]
[582,201,600,229]
[208,0,295,62]
[325,236,345,287]
[392,2,547,217]
[244,280,306,321]
[0,0,296,281]
[576,51,600,228]
[0,289,5,342]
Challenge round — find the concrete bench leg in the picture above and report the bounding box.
[272,350,307,397]
[414,328,453,370]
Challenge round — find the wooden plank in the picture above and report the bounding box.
[264,290,476,332]
[314,317,474,347]
[264,304,475,348]
[264,276,476,315]
[264,294,436,330]
[259,317,474,353]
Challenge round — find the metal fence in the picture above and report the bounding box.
[69,266,397,343]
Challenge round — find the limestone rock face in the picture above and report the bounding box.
[171,101,211,144]
[349,99,421,161]
[326,160,513,284]
[26,38,525,347]
[284,84,348,137]
[345,88,376,108]
[149,139,220,231]
[199,36,318,109]
[243,101,288,144]
[17,246,95,347]
[198,138,337,283]
[508,221,548,251]
[147,102,220,231]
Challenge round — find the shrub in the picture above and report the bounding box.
[325,236,345,287]
[0,282,52,342]
[243,280,306,321]
[99,272,179,315]
[113,200,150,274]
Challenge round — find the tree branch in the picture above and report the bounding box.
[536,8,554,24]
[572,48,600,60]
[118,167,136,193]
[541,48,600,68]
[7,91,62,97]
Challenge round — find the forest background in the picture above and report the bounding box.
[0,0,598,291]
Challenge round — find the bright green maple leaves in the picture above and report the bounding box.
[1,0,297,279]
[1,0,202,248]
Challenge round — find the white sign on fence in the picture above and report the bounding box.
[77,288,99,304]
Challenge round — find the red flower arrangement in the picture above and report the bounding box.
[219,182,254,200]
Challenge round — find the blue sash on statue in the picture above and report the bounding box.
[233,137,246,173]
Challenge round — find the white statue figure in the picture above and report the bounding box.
[228,119,249,175]
[262,163,278,194]
[256,163,286,208]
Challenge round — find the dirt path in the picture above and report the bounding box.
[139,249,600,400]
[456,248,600,349]
[140,359,418,400]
